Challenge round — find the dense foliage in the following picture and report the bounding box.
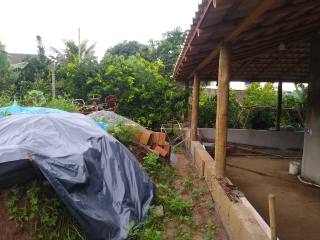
[0,28,187,129]
[199,83,307,130]
[0,28,307,130]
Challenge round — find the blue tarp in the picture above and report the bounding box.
[0,100,66,117]
[0,113,154,239]
[0,101,109,129]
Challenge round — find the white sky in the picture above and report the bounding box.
[0,0,201,59]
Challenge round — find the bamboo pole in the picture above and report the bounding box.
[214,44,231,178]
[191,73,200,141]
[276,82,282,131]
[268,194,277,240]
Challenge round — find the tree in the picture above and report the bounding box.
[0,42,10,75]
[51,40,96,63]
[89,54,186,128]
[152,27,187,77]
[51,39,98,99]
[106,41,153,60]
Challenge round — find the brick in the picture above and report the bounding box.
[150,132,166,145]
[139,130,152,145]
[153,145,168,158]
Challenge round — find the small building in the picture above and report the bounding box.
[7,53,37,67]
[174,1,320,240]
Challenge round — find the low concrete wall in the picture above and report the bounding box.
[198,128,304,150]
[190,141,271,240]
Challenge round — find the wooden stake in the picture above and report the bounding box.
[268,194,277,240]
[276,82,282,131]
[215,44,230,178]
[191,73,200,141]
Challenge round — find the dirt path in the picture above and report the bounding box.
[0,192,31,240]
[163,154,228,240]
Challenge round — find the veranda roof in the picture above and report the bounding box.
[174,0,320,83]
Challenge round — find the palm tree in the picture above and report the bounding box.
[50,40,96,63]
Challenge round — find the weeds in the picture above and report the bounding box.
[204,202,215,211]
[5,182,87,240]
[183,178,192,192]
[107,123,140,146]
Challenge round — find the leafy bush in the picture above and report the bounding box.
[199,92,216,128]
[24,90,47,106]
[5,182,87,240]
[45,96,78,112]
[107,123,140,146]
[90,54,186,129]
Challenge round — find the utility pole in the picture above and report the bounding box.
[51,62,56,99]
[78,28,81,63]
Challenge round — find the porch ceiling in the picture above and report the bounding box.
[173,0,320,83]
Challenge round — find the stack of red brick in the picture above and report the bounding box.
[138,130,170,158]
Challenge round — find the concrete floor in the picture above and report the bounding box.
[226,156,320,240]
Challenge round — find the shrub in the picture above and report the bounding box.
[107,123,139,146]
[45,96,78,112]
[24,90,47,106]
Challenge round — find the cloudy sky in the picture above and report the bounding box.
[0,0,201,59]
[0,0,297,90]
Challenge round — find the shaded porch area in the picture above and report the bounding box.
[227,155,320,240]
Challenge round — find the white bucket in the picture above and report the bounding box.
[289,161,301,175]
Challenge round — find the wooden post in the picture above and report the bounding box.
[184,79,189,121]
[215,44,231,178]
[268,194,277,240]
[191,73,200,141]
[276,82,282,131]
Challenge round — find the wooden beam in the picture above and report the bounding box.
[198,21,239,36]
[276,82,283,131]
[175,0,320,80]
[189,0,278,79]
[215,44,231,178]
[191,73,200,141]
[173,0,214,78]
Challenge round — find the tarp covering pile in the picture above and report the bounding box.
[0,100,65,117]
[0,113,154,240]
[89,111,145,130]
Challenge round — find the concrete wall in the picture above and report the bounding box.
[302,35,320,185]
[198,128,304,150]
[190,141,271,240]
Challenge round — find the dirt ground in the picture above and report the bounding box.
[227,156,320,240]
[164,154,229,240]
[0,193,32,240]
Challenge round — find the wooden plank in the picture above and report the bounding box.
[191,73,200,141]
[189,0,278,79]
[214,44,231,178]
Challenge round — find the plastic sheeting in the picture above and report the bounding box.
[89,111,145,130]
[0,100,66,117]
[0,113,154,240]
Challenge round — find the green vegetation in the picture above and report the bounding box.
[5,182,86,240]
[0,28,188,129]
[107,123,140,146]
[199,83,307,130]
[128,153,194,239]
